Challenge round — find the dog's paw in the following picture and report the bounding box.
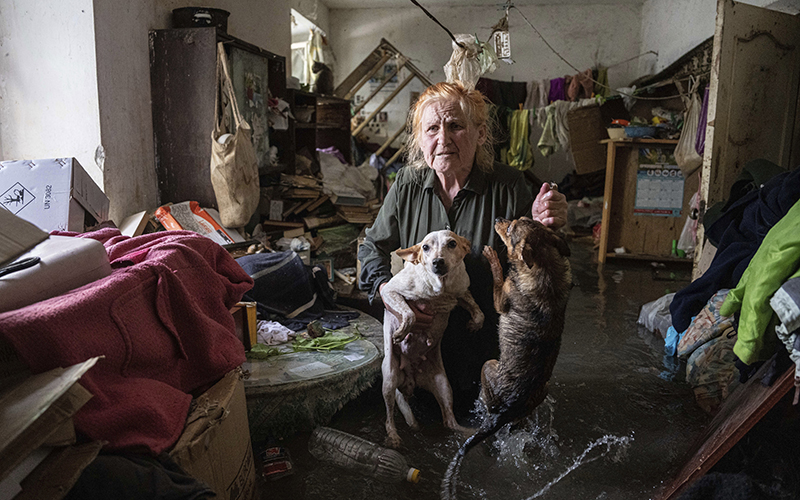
[467,311,485,332]
[385,432,402,449]
[392,316,415,343]
[482,245,499,266]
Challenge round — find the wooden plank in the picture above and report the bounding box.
[375,125,406,159]
[352,73,416,136]
[657,366,794,500]
[598,141,616,264]
[343,53,391,101]
[333,49,386,99]
[352,58,407,116]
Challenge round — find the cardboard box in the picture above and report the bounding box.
[0,357,100,499]
[0,158,110,232]
[170,369,255,500]
[567,105,608,175]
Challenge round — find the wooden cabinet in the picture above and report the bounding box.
[291,90,352,165]
[149,27,290,208]
[597,138,698,264]
[695,0,800,276]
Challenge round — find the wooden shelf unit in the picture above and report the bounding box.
[291,90,352,165]
[597,138,697,264]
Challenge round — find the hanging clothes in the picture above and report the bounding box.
[537,105,558,157]
[537,79,551,108]
[595,67,610,98]
[506,109,534,171]
[567,69,594,101]
[476,77,527,109]
[536,98,598,156]
[548,77,567,103]
[524,81,539,111]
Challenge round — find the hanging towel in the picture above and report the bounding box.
[538,106,558,157]
[595,67,610,98]
[567,69,594,101]
[548,77,566,103]
[524,80,539,110]
[507,109,534,171]
[537,79,551,108]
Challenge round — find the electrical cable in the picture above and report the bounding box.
[409,0,466,49]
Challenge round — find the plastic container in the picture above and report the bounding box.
[607,127,625,139]
[308,427,420,484]
[624,126,658,138]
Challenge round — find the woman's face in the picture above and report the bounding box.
[418,100,486,178]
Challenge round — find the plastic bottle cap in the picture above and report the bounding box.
[407,468,420,483]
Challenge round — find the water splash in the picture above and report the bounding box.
[525,433,634,499]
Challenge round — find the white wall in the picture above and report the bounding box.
[330,3,644,183]
[1,0,292,224]
[638,0,716,76]
[0,0,103,187]
[638,0,796,76]
[92,0,291,222]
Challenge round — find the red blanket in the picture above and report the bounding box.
[0,229,254,454]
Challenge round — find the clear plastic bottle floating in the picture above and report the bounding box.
[308,426,421,484]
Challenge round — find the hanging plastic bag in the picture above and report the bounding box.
[210,42,260,228]
[443,34,497,90]
[677,190,700,258]
[674,77,703,176]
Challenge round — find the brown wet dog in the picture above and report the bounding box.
[441,217,572,499]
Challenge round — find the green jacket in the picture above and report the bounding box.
[721,199,800,365]
[357,162,534,304]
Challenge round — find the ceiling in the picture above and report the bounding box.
[322,0,644,10]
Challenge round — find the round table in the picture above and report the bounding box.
[242,309,384,442]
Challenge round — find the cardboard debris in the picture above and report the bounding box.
[0,209,48,268]
[0,357,100,499]
[170,369,255,500]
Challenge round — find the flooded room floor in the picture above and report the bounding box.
[256,237,712,500]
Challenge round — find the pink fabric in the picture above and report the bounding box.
[0,230,254,454]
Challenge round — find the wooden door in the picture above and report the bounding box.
[695,0,800,277]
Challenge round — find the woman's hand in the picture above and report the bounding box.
[380,282,435,334]
[532,182,568,230]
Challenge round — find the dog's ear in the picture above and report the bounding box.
[396,244,422,264]
[453,234,472,257]
[549,232,571,258]
[520,242,536,268]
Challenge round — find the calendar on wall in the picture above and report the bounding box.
[634,148,684,217]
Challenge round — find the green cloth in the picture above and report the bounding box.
[357,162,533,304]
[720,199,800,365]
[507,109,534,171]
[538,105,558,157]
[595,67,610,98]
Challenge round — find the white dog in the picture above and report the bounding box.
[380,229,484,448]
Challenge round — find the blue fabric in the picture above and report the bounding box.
[670,166,800,332]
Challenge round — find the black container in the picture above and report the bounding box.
[172,7,230,32]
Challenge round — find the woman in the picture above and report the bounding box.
[358,81,568,412]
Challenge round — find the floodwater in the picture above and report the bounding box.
[257,238,710,500]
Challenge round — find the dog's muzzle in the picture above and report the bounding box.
[432,258,448,276]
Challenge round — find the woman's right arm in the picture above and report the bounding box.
[357,185,401,304]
